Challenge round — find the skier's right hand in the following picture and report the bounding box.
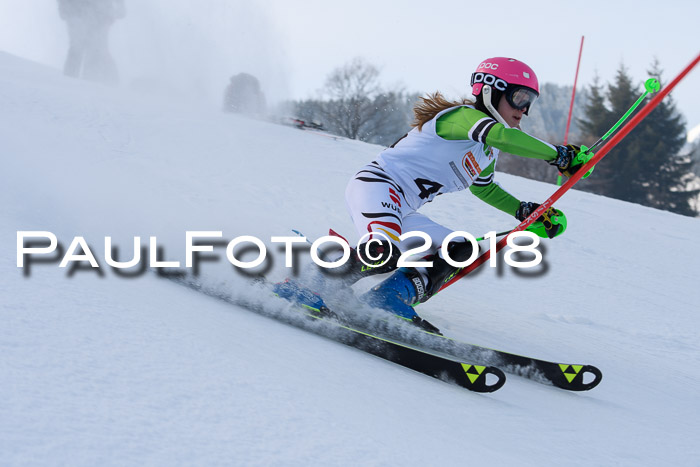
[515,201,542,222]
[515,201,565,239]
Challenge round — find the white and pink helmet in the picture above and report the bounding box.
[470,57,539,115]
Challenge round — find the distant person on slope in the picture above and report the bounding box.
[223,73,267,117]
[337,57,585,333]
[58,0,125,84]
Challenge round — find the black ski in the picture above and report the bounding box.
[272,278,602,391]
[392,328,602,391]
[329,310,602,391]
[301,311,506,393]
[161,274,506,393]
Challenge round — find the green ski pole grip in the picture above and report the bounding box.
[645,78,660,93]
[585,78,662,156]
[576,144,595,179]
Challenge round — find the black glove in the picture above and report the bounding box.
[515,201,563,239]
[549,144,583,178]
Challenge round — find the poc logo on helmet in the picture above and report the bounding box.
[471,73,507,91]
[478,62,499,70]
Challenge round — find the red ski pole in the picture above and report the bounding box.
[557,36,585,186]
[440,51,700,293]
[564,36,585,146]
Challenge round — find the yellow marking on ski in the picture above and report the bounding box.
[461,364,485,384]
[559,364,583,383]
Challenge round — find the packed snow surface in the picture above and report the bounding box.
[2,51,699,465]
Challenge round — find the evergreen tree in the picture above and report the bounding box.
[636,60,698,216]
[578,62,698,216]
[578,74,613,142]
[690,139,700,174]
[577,74,617,195]
[607,64,648,203]
[689,140,700,213]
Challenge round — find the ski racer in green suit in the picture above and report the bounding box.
[342,57,585,334]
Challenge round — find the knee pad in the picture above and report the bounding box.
[441,240,477,263]
[356,239,401,274]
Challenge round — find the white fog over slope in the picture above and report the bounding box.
[2,52,700,465]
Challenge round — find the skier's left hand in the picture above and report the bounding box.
[515,201,566,239]
[549,144,583,178]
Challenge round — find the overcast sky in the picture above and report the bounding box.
[266,0,700,140]
[1,0,698,140]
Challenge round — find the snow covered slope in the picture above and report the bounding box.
[2,51,700,465]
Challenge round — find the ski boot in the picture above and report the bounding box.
[361,268,442,335]
[272,238,399,320]
[361,240,476,335]
[272,279,335,317]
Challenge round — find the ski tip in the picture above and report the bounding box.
[555,364,603,391]
[460,364,507,393]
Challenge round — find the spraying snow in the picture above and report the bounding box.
[2,51,700,465]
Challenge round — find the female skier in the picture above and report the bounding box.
[342,57,584,333]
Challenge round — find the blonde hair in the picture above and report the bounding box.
[412,92,475,130]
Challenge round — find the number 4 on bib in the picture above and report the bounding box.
[414,178,443,199]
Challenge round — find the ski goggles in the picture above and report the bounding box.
[506,86,539,113]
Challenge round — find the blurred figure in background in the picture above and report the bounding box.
[223,73,266,116]
[58,0,125,84]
